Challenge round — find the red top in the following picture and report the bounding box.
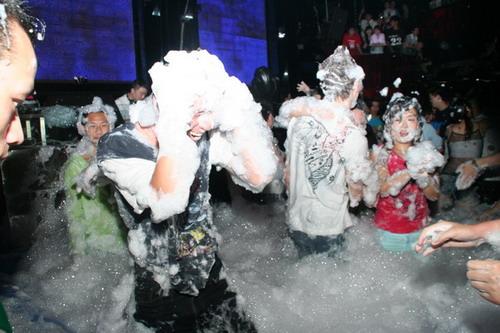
[342,33,363,55]
[374,150,428,233]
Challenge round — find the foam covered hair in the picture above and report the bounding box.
[382,95,424,148]
[316,46,365,101]
[77,97,116,136]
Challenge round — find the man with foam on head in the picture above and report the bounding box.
[97,49,277,331]
[63,97,126,256]
[278,45,378,258]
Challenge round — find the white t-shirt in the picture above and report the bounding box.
[285,108,370,236]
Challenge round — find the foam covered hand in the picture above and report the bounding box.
[211,76,254,132]
[455,160,481,190]
[415,220,484,256]
[75,161,100,198]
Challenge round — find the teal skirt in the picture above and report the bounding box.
[377,229,420,253]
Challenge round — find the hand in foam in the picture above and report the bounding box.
[467,259,500,305]
[406,141,445,177]
[415,220,485,256]
[455,160,481,190]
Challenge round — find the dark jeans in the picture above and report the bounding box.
[134,257,257,332]
[289,230,346,258]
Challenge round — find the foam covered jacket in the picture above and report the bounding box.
[97,123,218,296]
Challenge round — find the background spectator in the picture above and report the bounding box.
[370,26,386,54]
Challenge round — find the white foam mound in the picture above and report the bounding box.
[406,141,446,177]
[146,49,277,220]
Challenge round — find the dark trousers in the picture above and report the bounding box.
[134,257,257,332]
[289,230,346,258]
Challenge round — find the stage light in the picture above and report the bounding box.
[278,26,286,39]
[152,5,161,17]
[181,12,194,21]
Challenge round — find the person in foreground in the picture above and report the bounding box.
[0,1,41,332]
[98,50,277,332]
[277,46,378,258]
[372,95,443,252]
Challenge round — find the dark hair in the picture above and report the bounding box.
[308,87,324,98]
[0,0,43,56]
[429,86,452,103]
[389,15,400,23]
[131,79,150,91]
[449,102,474,139]
[366,98,381,108]
[260,101,273,122]
[422,108,434,116]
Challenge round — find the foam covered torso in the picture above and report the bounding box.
[374,150,428,233]
[97,123,217,295]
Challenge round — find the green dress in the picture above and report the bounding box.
[63,154,126,255]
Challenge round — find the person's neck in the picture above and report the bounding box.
[135,124,158,147]
[332,97,352,110]
[393,142,411,158]
[126,92,134,101]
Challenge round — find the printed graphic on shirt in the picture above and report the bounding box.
[296,119,347,190]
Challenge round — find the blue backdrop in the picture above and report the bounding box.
[29,1,136,82]
[197,0,268,84]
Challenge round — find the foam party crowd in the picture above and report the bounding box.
[1,1,500,332]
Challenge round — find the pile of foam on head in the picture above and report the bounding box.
[144,49,277,221]
[276,45,365,128]
[317,45,365,104]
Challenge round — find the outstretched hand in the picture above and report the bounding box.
[415,220,484,256]
[467,259,500,305]
[296,81,311,94]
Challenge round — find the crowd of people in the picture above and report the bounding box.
[1,0,500,332]
[342,1,423,58]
